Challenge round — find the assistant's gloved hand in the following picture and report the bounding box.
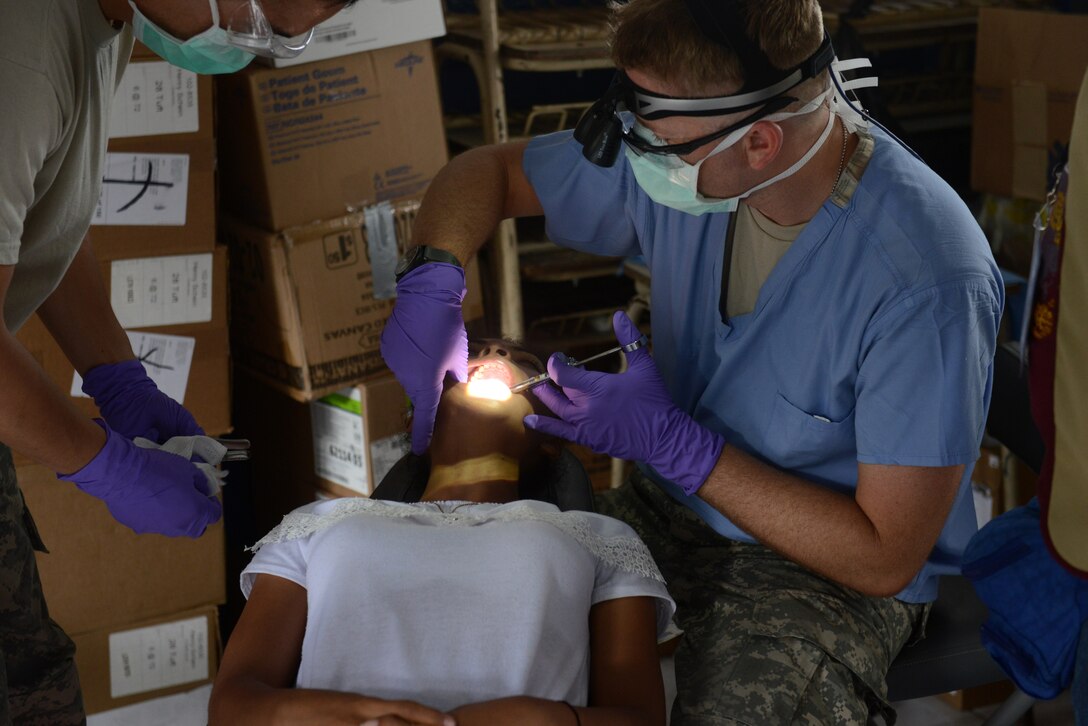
[58,420,222,538]
[525,311,725,495]
[380,263,468,455]
[81,359,203,443]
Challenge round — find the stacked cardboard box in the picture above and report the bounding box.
[219,25,488,519]
[234,369,412,534]
[13,54,231,714]
[972,8,1088,200]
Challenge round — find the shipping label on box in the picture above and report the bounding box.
[270,0,445,67]
[312,379,411,495]
[71,331,196,404]
[109,615,210,698]
[312,389,369,494]
[93,153,190,226]
[110,62,201,138]
[110,253,214,328]
[370,432,410,486]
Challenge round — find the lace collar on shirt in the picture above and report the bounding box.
[249,498,665,584]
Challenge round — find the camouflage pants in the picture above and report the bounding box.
[0,444,84,725]
[596,470,929,726]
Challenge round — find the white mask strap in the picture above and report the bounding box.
[694,85,835,172]
[830,56,876,132]
[739,106,836,200]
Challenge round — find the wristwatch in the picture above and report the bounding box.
[394,245,463,282]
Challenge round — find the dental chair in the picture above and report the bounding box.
[370,448,597,513]
[882,342,1041,724]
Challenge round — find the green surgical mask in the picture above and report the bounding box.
[129,0,255,75]
[625,87,836,217]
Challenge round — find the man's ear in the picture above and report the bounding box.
[742,121,784,172]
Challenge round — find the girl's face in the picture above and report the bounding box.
[430,343,546,464]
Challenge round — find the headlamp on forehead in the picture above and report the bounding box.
[573,0,835,167]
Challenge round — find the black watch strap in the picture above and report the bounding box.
[395,245,463,282]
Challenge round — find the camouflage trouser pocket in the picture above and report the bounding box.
[0,443,83,724]
[0,445,47,553]
[673,587,924,726]
[740,590,922,725]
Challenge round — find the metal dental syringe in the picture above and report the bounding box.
[508,335,649,395]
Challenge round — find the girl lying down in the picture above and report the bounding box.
[209,342,676,726]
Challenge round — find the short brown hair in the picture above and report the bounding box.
[610,0,825,97]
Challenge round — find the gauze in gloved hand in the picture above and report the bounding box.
[134,435,229,496]
[59,420,222,537]
[81,359,203,443]
[379,263,468,455]
[525,311,725,495]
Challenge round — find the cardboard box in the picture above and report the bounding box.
[972,9,1088,200]
[90,135,217,261]
[19,462,226,635]
[217,41,448,230]
[223,210,483,402]
[74,605,220,715]
[268,0,446,68]
[14,247,232,469]
[233,370,320,534]
[312,371,411,497]
[110,60,214,141]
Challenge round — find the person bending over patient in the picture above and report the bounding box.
[209,342,674,726]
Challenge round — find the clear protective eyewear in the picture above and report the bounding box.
[220,0,315,59]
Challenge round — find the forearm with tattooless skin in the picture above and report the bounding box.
[0,268,105,473]
[409,141,543,264]
[696,445,963,598]
[36,237,135,375]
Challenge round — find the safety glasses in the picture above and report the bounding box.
[220,0,314,59]
[620,96,794,158]
[574,33,835,167]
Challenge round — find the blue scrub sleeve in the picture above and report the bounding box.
[855,277,1002,466]
[522,131,642,258]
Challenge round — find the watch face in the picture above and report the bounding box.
[395,246,421,277]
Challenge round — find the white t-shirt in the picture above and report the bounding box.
[242,498,676,712]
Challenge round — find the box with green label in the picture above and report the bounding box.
[311,371,411,497]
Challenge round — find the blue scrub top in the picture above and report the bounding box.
[523,127,1003,603]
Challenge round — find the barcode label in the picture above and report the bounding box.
[317,29,357,43]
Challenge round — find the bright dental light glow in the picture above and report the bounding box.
[466,378,512,401]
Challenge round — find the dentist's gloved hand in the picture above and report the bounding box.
[525,311,725,495]
[380,263,469,454]
[58,420,222,538]
[81,359,202,443]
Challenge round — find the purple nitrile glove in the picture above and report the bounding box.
[525,311,725,495]
[81,359,202,443]
[58,420,222,538]
[380,263,469,455]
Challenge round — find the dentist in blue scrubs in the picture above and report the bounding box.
[381,0,1003,722]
